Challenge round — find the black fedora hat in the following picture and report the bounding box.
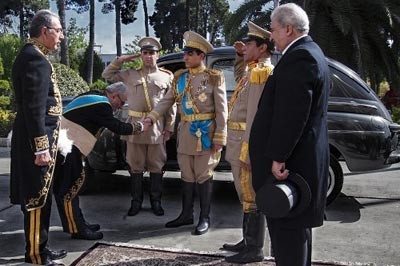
[255,172,311,218]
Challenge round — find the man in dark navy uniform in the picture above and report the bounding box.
[53,82,146,240]
[10,10,67,265]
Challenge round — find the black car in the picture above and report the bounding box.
[85,46,400,205]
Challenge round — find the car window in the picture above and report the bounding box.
[161,62,186,73]
[212,59,235,92]
[330,67,375,100]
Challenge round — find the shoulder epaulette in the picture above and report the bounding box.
[159,67,173,76]
[249,65,273,84]
[205,68,224,86]
[173,68,188,80]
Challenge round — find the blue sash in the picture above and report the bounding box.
[177,73,212,151]
[63,95,110,114]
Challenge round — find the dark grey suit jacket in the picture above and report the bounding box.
[250,36,330,228]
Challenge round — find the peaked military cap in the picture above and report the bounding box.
[242,21,271,43]
[138,37,162,51]
[183,31,213,54]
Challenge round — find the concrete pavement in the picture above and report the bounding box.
[0,152,399,265]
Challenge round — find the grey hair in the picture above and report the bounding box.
[271,3,309,34]
[29,9,60,38]
[105,82,128,96]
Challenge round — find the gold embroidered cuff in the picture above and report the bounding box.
[239,141,249,163]
[132,122,143,135]
[213,132,227,146]
[34,135,49,152]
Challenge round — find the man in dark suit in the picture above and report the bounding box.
[54,82,146,240]
[10,10,66,265]
[249,3,330,266]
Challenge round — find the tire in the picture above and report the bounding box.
[326,155,344,205]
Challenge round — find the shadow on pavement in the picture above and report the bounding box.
[325,193,362,223]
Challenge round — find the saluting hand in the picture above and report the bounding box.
[117,54,141,63]
[34,151,52,166]
[233,41,245,55]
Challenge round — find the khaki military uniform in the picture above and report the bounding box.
[102,62,176,173]
[225,55,273,212]
[148,63,227,183]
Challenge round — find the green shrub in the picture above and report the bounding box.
[0,110,15,137]
[0,80,10,95]
[90,79,108,92]
[53,63,90,96]
[391,107,400,124]
[0,95,10,109]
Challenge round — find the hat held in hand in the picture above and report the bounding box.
[256,172,311,218]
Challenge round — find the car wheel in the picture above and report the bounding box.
[326,155,344,205]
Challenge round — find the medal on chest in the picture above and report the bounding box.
[185,100,193,109]
[198,92,207,102]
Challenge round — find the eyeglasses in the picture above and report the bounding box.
[141,50,156,55]
[46,26,63,34]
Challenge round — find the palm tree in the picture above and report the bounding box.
[306,0,400,90]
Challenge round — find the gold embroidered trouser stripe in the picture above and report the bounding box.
[128,110,150,118]
[240,168,256,213]
[64,200,78,233]
[181,113,215,122]
[29,209,41,265]
[227,121,246,131]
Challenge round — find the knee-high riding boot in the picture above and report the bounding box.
[194,179,213,235]
[150,172,164,216]
[225,211,265,263]
[221,212,247,251]
[165,181,194,228]
[128,172,143,216]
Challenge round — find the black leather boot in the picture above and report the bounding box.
[128,172,143,216]
[165,181,194,228]
[225,211,265,263]
[221,213,247,252]
[193,179,212,235]
[150,172,164,216]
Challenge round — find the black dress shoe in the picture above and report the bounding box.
[85,221,100,231]
[43,247,68,260]
[221,239,246,252]
[43,257,65,266]
[127,200,141,216]
[224,246,264,264]
[193,217,210,235]
[151,201,164,216]
[165,215,193,228]
[71,228,103,240]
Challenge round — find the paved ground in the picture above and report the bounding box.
[0,148,399,265]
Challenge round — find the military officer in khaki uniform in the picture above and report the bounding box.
[144,31,228,235]
[102,37,176,216]
[221,22,274,264]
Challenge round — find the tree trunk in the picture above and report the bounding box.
[86,0,95,84]
[195,0,199,32]
[115,0,122,56]
[19,4,24,39]
[57,0,69,66]
[142,0,149,36]
[186,0,190,31]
